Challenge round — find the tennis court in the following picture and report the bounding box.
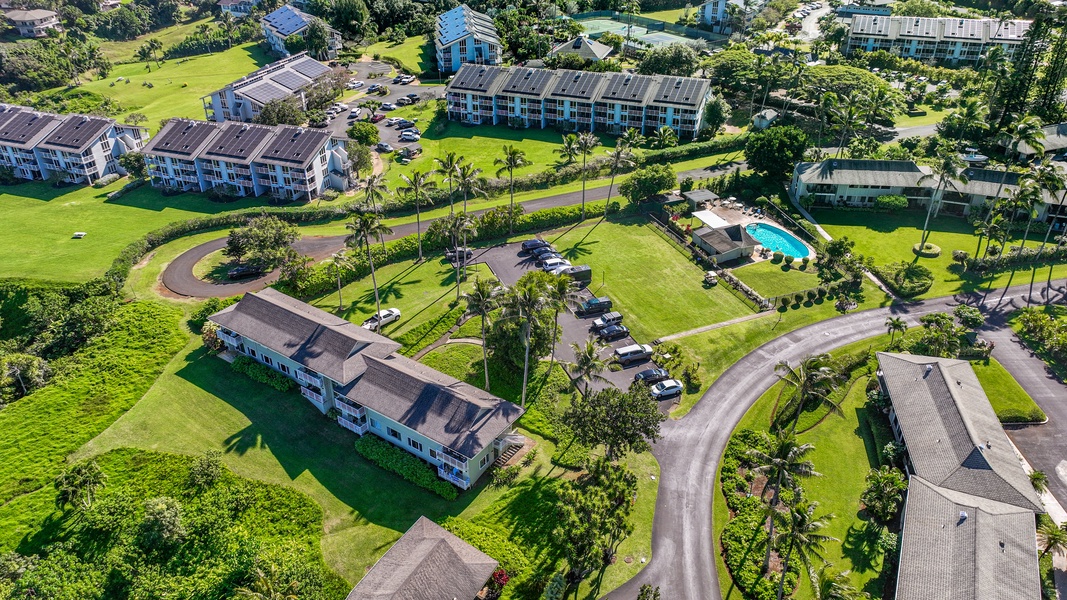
[579,18,695,48]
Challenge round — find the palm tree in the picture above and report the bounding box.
[505,277,549,407]
[345,212,392,320]
[862,87,899,137]
[1029,164,1066,261]
[650,126,678,149]
[327,251,352,312]
[885,316,907,345]
[621,127,645,149]
[555,133,580,164]
[196,22,212,38]
[748,431,820,573]
[54,460,107,510]
[945,97,987,144]
[604,144,636,204]
[236,564,300,600]
[136,44,153,72]
[814,565,866,600]
[433,151,463,214]
[449,213,477,300]
[831,92,866,158]
[1008,177,1043,258]
[568,337,609,395]
[546,273,578,369]
[455,162,486,214]
[1038,518,1067,559]
[916,148,968,250]
[814,91,837,149]
[398,170,436,261]
[775,500,837,600]
[219,11,236,49]
[987,114,1045,212]
[145,37,163,67]
[975,205,1005,256]
[576,132,600,219]
[463,277,499,390]
[773,354,838,432]
[363,174,389,237]
[494,145,530,234]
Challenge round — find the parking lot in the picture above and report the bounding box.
[469,242,674,403]
[324,67,445,144]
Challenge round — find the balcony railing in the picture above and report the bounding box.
[437,450,467,470]
[337,414,368,435]
[218,330,241,347]
[335,396,365,418]
[300,387,324,404]
[296,367,320,384]
[437,465,471,490]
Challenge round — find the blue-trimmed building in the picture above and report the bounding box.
[435,4,501,74]
[261,4,342,59]
[209,289,525,490]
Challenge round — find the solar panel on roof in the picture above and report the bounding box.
[291,57,331,79]
[258,127,328,166]
[241,81,291,105]
[265,5,311,36]
[204,124,273,161]
[271,70,310,90]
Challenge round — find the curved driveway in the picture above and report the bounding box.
[605,279,1067,599]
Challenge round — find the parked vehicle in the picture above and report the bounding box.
[381,103,397,111]
[369,113,386,123]
[614,344,653,366]
[227,264,263,279]
[650,379,683,399]
[520,239,550,253]
[367,84,382,93]
[445,247,473,261]
[375,142,394,153]
[598,324,630,341]
[530,245,558,257]
[393,75,405,84]
[350,80,365,88]
[399,131,421,142]
[634,367,669,385]
[558,265,591,284]
[396,97,412,106]
[534,252,563,266]
[397,121,417,130]
[576,296,613,316]
[406,93,420,100]
[384,117,401,126]
[591,311,623,331]
[361,308,401,330]
[540,257,571,272]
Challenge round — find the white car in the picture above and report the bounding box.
[381,103,397,111]
[361,308,401,331]
[650,379,684,400]
[399,131,421,142]
[540,257,571,272]
[384,117,401,126]
[350,80,365,88]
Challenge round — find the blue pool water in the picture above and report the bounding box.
[745,223,810,257]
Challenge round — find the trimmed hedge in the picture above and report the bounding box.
[440,517,531,577]
[354,435,459,500]
[912,242,941,258]
[638,134,746,166]
[230,355,296,392]
[871,262,934,297]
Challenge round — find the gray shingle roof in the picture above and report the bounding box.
[956,167,1023,199]
[200,122,275,164]
[549,36,613,61]
[6,9,57,21]
[693,224,758,254]
[896,476,1040,600]
[347,354,523,458]
[255,125,330,168]
[210,288,401,384]
[794,159,932,187]
[346,516,497,600]
[876,353,1043,512]
[1017,122,1067,156]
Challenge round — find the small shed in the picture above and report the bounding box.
[691,224,758,263]
[752,109,779,131]
[683,189,720,210]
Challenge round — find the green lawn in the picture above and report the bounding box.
[642,7,690,23]
[893,105,950,128]
[96,15,215,62]
[732,260,823,298]
[971,357,1046,423]
[56,43,270,133]
[549,217,753,341]
[364,36,434,76]
[0,179,267,283]
[812,209,1067,299]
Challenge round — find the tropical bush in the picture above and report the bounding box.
[354,435,459,500]
[873,194,908,212]
[912,242,941,258]
[871,262,934,297]
[1017,307,1067,371]
[230,355,296,392]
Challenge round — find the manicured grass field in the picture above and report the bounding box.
[642,7,689,22]
[971,357,1046,423]
[0,179,267,283]
[57,43,270,133]
[892,105,950,128]
[812,209,1067,299]
[732,259,823,298]
[364,36,434,75]
[96,15,215,62]
[549,217,753,341]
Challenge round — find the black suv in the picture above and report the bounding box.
[576,296,613,316]
[598,324,630,341]
[520,239,550,253]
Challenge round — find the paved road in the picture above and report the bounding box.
[604,279,1067,600]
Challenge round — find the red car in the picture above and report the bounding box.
[369,113,386,123]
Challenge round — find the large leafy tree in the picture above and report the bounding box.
[619,164,675,204]
[564,386,665,460]
[253,98,306,126]
[555,458,638,579]
[54,460,106,510]
[744,126,809,178]
[636,43,699,76]
[224,215,300,269]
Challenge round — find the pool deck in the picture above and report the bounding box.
[684,200,816,263]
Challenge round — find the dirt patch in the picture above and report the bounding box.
[748,473,769,499]
[133,251,155,270]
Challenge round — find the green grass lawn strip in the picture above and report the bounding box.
[732,260,823,298]
[970,357,1046,423]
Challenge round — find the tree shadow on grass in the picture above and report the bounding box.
[841,519,883,575]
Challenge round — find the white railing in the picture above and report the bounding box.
[494,434,525,452]
[296,370,323,388]
[437,451,467,470]
[336,399,365,419]
[437,465,471,490]
[337,415,368,435]
[300,387,324,404]
[218,331,241,347]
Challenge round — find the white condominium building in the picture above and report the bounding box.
[845,15,1031,63]
[202,52,335,123]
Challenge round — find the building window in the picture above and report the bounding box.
[263,356,272,366]
[479,454,490,468]
[279,364,290,375]
[429,449,438,460]
[370,418,379,429]
[387,427,401,440]
[408,438,423,452]
[248,348,257,358]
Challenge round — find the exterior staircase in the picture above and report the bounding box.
[492,434,526,468]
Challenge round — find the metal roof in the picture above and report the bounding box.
[255,125,330,168]
[37,114,113,153]
[142,119,221,160]
[849,15,1032,42]
[261,4,312,37]
[794,159,931,187]
[200,122,275,163]
[436,4,499,47]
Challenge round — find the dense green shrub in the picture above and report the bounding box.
[93,173,121,188]
[440,517,531,577]
[912,242,941,258]
[230,355,296,392]
[873,194,908,212]
[638,135,746,165]
[354,435,459,500]
[771,251,784,263]
[871,262,934,297]
[550,432,591,470]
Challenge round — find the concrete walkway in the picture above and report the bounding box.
[604,279,1067,600]
[655,311,767,343]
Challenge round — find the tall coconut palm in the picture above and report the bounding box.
[945,97,987,144]
[773,354,838,432]
[1008,176,1044,258]
[1030,164,1066,261]
[327,251,353,312]
[987,114,1045,215]
[862,87,900,137]
[831,92,866,158]
[398,170,436,261]
[621,127,645,149]
[494,145,530,234]
[219,11,236,49]
[568,336,609,395]
[814,91,837,148]
[546,273,578,369]
[576,132,600,219]
[748,431,820,573]
[916,148,968,250]
[345,212,392,320]
[775,500,837,600]
[505,277,549,408]
[449,213,477,300]
[455,162,485,214]
[885,316,907,345]
[363,175,389,248]
[1038,518,1067,559]
[555,133,580,164]
[432,151,462,214]
[604,144,636,204]
[462,277,499,390]
[814,565,866,600]
[147,37,163,67]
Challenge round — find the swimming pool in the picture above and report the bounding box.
[745,223,810,258]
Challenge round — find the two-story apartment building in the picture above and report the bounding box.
[445,64,713,139]
[218,0,259,16]
[210,289,525,490]
[0,105,146,184]
[845,15,1031,64]
[143,118,351,199]
[697,0,766,32]
[202,52,334,123]
[435,4,501,74]
[6,9,61,38]
[261,4,342,60]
